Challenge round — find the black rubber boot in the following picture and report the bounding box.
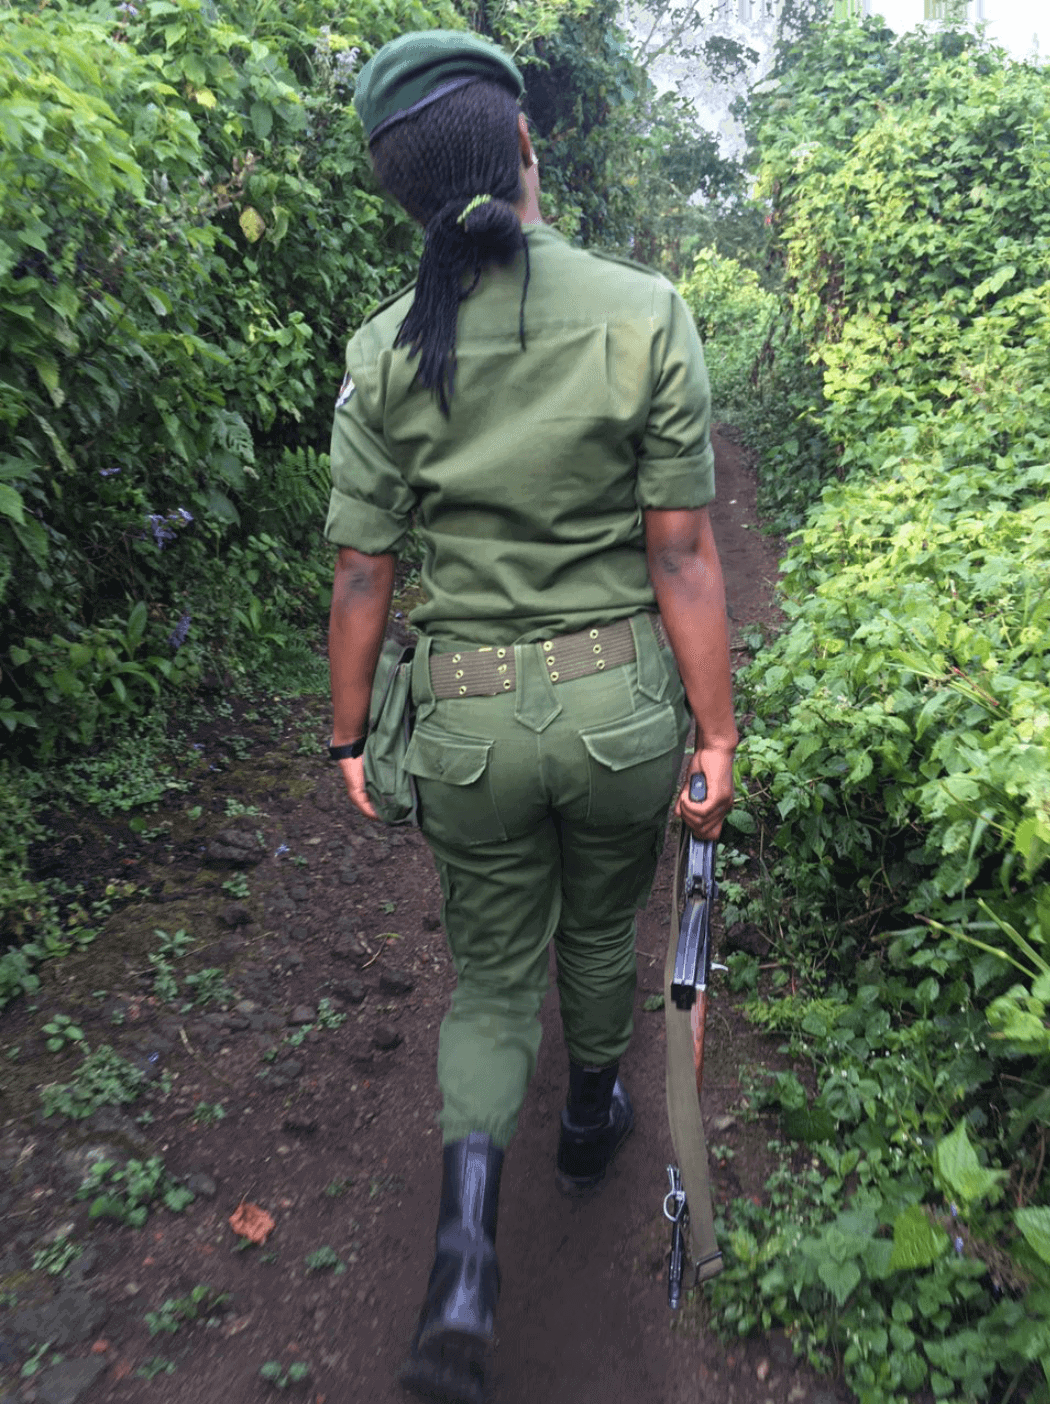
[400,1133,503,1404]
[555,1059,635,1193]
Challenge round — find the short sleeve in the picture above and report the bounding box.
[324,337,417,555]
[635,285,715,511]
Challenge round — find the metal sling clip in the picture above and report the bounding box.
[664,1164,688,1310]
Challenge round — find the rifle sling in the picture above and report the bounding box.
[664,821,723,1284]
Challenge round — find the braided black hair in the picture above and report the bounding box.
[369,79,530,416]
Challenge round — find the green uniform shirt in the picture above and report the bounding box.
[325,224,715,646]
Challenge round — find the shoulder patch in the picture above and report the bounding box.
[362,279,418,325]
[335,370,355,409]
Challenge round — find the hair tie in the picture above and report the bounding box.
[457,195,494,226]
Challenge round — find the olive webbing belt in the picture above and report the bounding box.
[429,615,669,700]
[664,823,723,1284]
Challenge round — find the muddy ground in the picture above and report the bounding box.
[0,433,847,1404]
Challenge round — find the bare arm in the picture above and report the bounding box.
[645,505,738,839]
[328,546,396,819]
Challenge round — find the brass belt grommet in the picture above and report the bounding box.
[592,643,602,654]
[550,671,559,681]
[596,659,606,670]
[589,628,599,639]
[497,663,507,674]
[546,655,556,668]
[497,647,506,658]
[455,669,464,679]
[458,685,467,695]
[542,641,553,652]
[452,653,462,663]
[502,679,512,690]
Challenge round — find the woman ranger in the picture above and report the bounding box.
[326,29,737,1403]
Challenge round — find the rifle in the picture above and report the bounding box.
[664,771,723,1309]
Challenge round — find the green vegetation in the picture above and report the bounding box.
[260,1360,311,1389]
[76,1155,195,1228]
[696,19,1050,1404]
[31,1234,83,1277]
[303,1244,346,1274]
[40,1043,147,1120]
[144,1283,229,1335]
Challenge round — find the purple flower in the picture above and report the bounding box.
[117,2,139,16]
[954,1236,965,1256]
[144,507,194,549]
[99,466,121,478]
[168,612,191,651]
[147,513,176,548]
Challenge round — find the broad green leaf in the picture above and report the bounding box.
[143,287,171,317]
[205,487,240,524]
[0,484,25,525]
[817,1258,860,1306]
[934,1121,1006,1207]
[889,1203,949,1271]
[1015,1208,1050,1267]
[239,207,266,244]
[250,101,273,139]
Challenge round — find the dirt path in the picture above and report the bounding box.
[0,434,842,1404]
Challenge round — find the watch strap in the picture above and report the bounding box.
[328,736,366,761]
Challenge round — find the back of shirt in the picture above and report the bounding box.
[326,224,715,646]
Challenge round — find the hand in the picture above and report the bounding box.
[675,746,734,840]
[338,755,379,821]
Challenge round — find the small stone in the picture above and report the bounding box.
[282,1115,318,1136]
[289,1006,315,1026]
[84,1107,147,1150]
[289,885,310,903]
[379,968,414,996]
[768,1331,795,1370]
[206,830,263,868]
[225,1014,250,1032]
[277,1059,302,1078]
[277,950,304,969]
[8,1289,108,1351]
[332,936,370,965]
[725,921,769,957]
[289,924,310,942]
[373,1023,402,1051]
[186,1173,218,1199]
[35,1356,108,1404]
[247,1012,284,1033]
[349,1046,375,1070]
[332,979,365,1005]
[422,913,441,931]
[221,902,251,928]
[710,1113,737,1134]
[339,864,358,886]
[756,1358,770,1382]
[235,1000,259,1016]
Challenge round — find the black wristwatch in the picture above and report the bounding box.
[328,736,366,761]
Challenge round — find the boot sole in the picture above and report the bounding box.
[400,1327,491,1404]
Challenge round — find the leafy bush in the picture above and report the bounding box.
[709,20,1050,1402]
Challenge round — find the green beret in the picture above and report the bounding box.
[355,29,525,141]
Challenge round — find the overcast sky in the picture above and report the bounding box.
[871,0,1045,61]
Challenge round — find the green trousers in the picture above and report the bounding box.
[405,617,689,1148]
